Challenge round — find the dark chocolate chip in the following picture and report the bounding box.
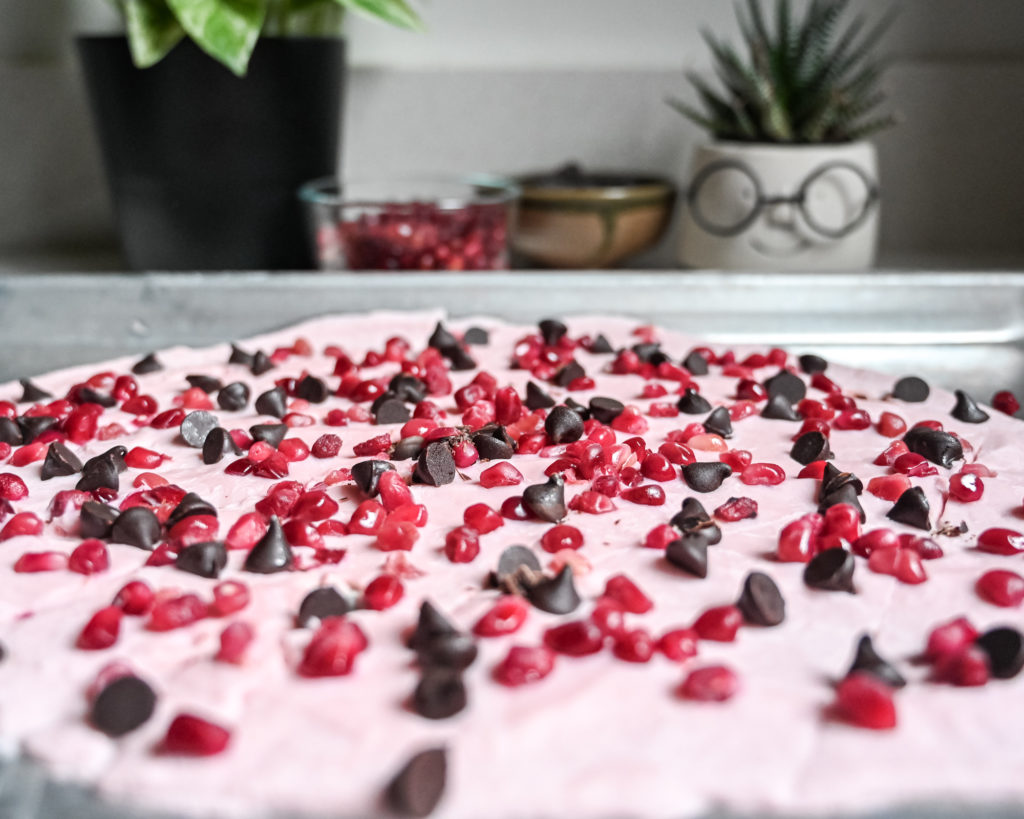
[463,326,489,345]
[375,397,411,425]
[545,405,584,444]
[632,342,667,365]
[524,565,581,614]
[887,487,931,530]
[539,318,568,346]
[819,463,863,499]
[408,601,457,652]
[297,586,352,628]
[682,350,709,375]
[229,344,255,366]
[522,475,566,523]
[90,675,156,738]
[166,492,217,528]
[179,410,219,448]
[77,387,117,408]
[588,396,624,425]
[665,534,709,578]
[975,627,1024,679]
[790,431,833,465]
[903,426,963,468]
[250,423,288,448]
[494,545,542,593]
[817,482,866,523]
[18,378,52,403]
[216,381,250,412]
[415,441,456,487]
[202,427,241,465]
[244,516,293,573]
[100,446,128,472]
[428,322,459,351]
[951,389,989,424]
[352,460,396,497]
[680,497,711,521]
[848,634,906,688]
[17,415,57,444]
[109,506,161,551]
[590,334,614,354]
[0,418,23,445]
[40,441,83,480]
[803,547,855,592]
[392,436,426,461]
[80,500,119,539]
[471,426,515,460]
[387,747,447,817]
[174,540,228,579]
[76,455,120,493]
[416,633,478,671]
[250,350,275,376]
[703,406,733,439]
[525,381,556,410]
[553,360,586,388]
[131,353,162,375]
[798,354,828,374]
[412,668,466,720]
[255,387,287,419]
[296,375,329,404]
[761,393,802,421]
[736,571,785,626]
[892,376,929,403]
[185,374,222,394]
[676,388,712,415]
[681,461,732,493]
[668,512,722,545]
[389,373,427,404]
[564,398,590,421]
[764,370,807,403]
[442,345,477,372]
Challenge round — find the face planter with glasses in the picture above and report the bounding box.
[679,142,880,271]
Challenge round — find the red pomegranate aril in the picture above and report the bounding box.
[145,543,177,566]
[892,549,928,584]
[68,539,109,575]
[215,622,254,664]
[168,514,219,548]
[179,387,213,410]
[833,409,871,430]
[876,411,908,438]
[644,523,679,551]
[866,474,911,502]
[461,503,503,534]
[851,528,899,558]
[658,441,695,466]
[659,628,699,662]
[352,433,392,457]
[363,573,404,610]
[835,672,897,730]
[348,500,386,535]
[729,400,758,421]
[796,461,828,479]
[210,581,250,617]
[933,645,990,687]
[827,393,856,411]
[612,628,656,663]
[121,394,157,416]
[387,503,428,527]
[719,450,752,472]
[736,379,768,402]
[113,580,154,615]
[714,496,758,522]
[225,513,268,551]
[796,399,834,421]
[621,484,666,506]
[517,430,546,455]
[474,596,529,637]
[925,616,979,661]
[291,490,339,522]
[611,406,648,434]
[14,551,67,572]
[543,620,605,656]
[123,447,166,469]
[151,408,186,429]
[444,526,480,563]
[163,714,231,756]
[10,442,46,467]
[0,473,28,501]
[948,472,984,502]
[317,519,348,538]
[375,518,420,552]
[452,438,480,468]
[0,511,43,541]
[479,462,523,488]
[679,665,740,702]
[640,453,677,482]
[739,462,785,486]
[603,574,653,613]
[898,533,943,560]
[776,513,822,562]
[818,503,861,549]
[693,605,743,642]
[993,390,1020,416]
[976,570,1024,607]
[874,441,909,466]
[648,402,679,418]
[494,645,556,687]
[298,617,368,677]
[278,438,310,462]
[282,518,324,549]
[148,594,206,631]
[977,527,1024,555]
[77,606,123,649]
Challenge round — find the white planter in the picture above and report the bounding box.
[678,141,879,271]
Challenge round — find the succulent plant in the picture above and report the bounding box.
[670,0,896,144]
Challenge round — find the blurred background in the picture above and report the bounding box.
[2,0,1024,272]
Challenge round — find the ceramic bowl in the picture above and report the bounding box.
[511,166,676,268]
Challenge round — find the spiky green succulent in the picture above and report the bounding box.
[670,0,896,144]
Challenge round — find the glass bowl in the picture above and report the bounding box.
[299,176,519,271]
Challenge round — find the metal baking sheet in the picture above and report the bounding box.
[1,269,1024,819]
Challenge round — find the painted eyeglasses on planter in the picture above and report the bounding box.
[686,160,879,239]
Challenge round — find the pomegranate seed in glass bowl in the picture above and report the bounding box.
[299,176,518,270]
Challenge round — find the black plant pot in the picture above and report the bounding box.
[77,35,343,271]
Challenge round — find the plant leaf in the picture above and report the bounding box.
[331,0,423,31]
[121,0,185,68]
[165,0,268,76]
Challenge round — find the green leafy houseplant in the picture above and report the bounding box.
[670,0,895,144]
[111,0,422,76]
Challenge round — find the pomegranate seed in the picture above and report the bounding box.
[714,496,758,522]
[693,605,743,642]
[495,387,524,425]
[388,503,428,527]
[644,523,679,550]
[291,490,340,523]
[658,441,695,465]
[500,495,533,521]
[163,714,231,756]
[209,581,250,616]
[225,513,268,551]
[893,452,938,477]
[976,570,1024,607]
[308,433,341,459]
[874,441,909,466]
[444,526,480,563]
[0,511,43,541]
[150,408,186,429]
[796,399,834,421]
[818,503,861,549]
[452,439,480,468]
[679,665,740,702]
[736,379,768,401]
[949,472,984,502]
[14,551,67,572]
[962,462,997,478]
[494,645,556,687]
[460,503,500,534]
[933,645,990,687]
[621,484,666,506]
[851,528,900,558]
[866,474,911,502]
[740,462,785,486]
[77,606,123,649]
[10,441,46,466]
[479,462,523,488]
[376,519,420,551]
[148,594,206,631]
[298,617,367,677]
[876,411,907,437]
[834,409,871,431]
[827,394,856,411]
[729,400,758,421]
[688,434,727,452]
[282,518,324,549]
[992,390,1020,416]
[719,449,752,471]
[833,672,897,730]
[612,628,656,663]
[925,616,978,661]
[568,490,616,514]
[777,513,822,563]
[353,433,392,457]
[977,527,1024,555]
[0,473,28,501]
[121,394,157,415]
[363,573,404,610]
[113,580,154,615]
[603,574,653,613]
[659,628,699,662]
[589,597,626,637]
[68,539,109,575]
[277,438,310,462]
[640,453,677,482]
[348,500,386,535]
[543,620,605,656]
[474,596,529,637]
[215,622,254,664]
